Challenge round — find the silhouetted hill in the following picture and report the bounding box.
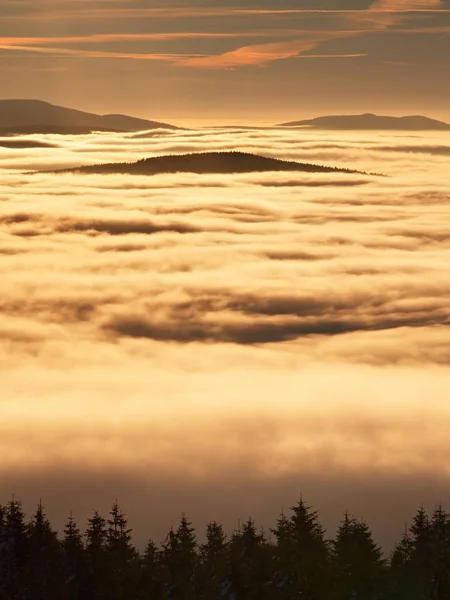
[280,113,450,130]
[52,151,367,176]
[0,99,178,134]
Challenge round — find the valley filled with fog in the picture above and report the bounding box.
[1,126,449,549]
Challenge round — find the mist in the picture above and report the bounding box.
[1,126,450,551]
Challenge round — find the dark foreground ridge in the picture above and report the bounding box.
[0,496,448,599]
[0,99,178,134]
[280,113,450,131]
[52,151,369,176]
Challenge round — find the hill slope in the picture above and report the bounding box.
[52,151,367,176]
[0,99,178,134]
[279,113,450,131]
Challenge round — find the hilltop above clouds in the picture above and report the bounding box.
[52,151,366,176]
[280,113,450,130]
[0,99,179,135]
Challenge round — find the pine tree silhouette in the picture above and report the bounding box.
[85,509,108,600]
[27,501,64,599]
[0,498,29,600]
[105,501,139,600]
[62,512,86,600]
[409,504,433,598]
[199,521,229,600]
[428,505,450,599]
[139,539,165,600]
[332,511,385,600]
[163,514,198,600]
[271,498,330,600]
[230,517,274,600]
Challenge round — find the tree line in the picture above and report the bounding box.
[0,496,449,599]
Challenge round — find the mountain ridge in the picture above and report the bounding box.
[279,113,450,130]
[0,99,178,134]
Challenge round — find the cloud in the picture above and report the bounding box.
[377,144,450,155]
[0,42,200,62]
[0,0,446,71]
[370,0,443,10]
[1,125,450,552]
[178,38,364,68]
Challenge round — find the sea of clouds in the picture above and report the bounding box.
[1,126,449,550]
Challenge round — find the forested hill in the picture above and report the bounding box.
[54,151,365,176]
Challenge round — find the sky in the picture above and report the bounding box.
[1,126,450,550]
[0,0,450,123]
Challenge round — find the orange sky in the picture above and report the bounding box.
[0,0,449,121]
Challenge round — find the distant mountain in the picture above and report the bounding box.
[279,113,450,131]
[0,99,178,134]
[51,151,367,176]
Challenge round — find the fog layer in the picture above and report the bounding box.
[1,127,449,550]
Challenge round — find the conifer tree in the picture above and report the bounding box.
[409,504,433,598]
[332,511,385,600]
[62,512,85,600]
[271,498,330,600]
[27,501,64,599]
[391,527,413,571]
[202,521,228,560]
[199,521,229,600]
[0,503,4,600]
[163,514,198,600]
[0,498,29,600]
[229,518,274,600]
[105,501,138,600]
[85,509,108,600]
[139,540,165,600]
[428,505,450,599]
[389,525,415,599]
[271,509,292,597]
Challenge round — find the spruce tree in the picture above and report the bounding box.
[163,514,198,600]
[229,518,273,600]
[85,509,108,600]
[271,510,293,598]
[389,527,415,600]
[105,501,139,600]
[409,505,433,598]
[0,503,4,600]
[199,521,229,600]
[272,498,330,600]
[27,501,64,599]
[332,512,385,600]
[428,505,450,599]
[0,498,29,600]
[391,527,413,571]
[61,512,85,600]
[139,540,165,600]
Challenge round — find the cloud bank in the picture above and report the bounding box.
[1,126,450,550]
